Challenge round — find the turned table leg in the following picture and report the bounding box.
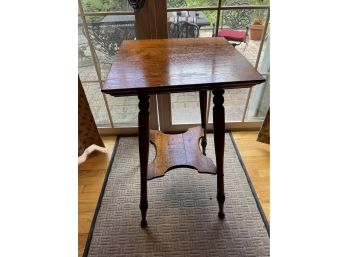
[199,90,207,155]
[212,89,225,219]
[138,94,150,227]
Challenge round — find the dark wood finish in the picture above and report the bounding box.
[102,38,265,96]
[134,0,167,40]
[102,38,266,226]
[138,94,150,227]
[199,90,207,155]
[213,89,226,219]
[148,126,216,180]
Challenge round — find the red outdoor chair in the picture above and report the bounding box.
[214,3,253,50]
[217,27,249,49]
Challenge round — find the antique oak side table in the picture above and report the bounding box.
[102,37,265,227]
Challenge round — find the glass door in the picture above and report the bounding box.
[158,0,270,133]
[78,0,159,135]
[78,0,270,135]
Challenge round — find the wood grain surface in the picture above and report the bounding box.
[102,37,265,96]
[232,131,270,222]
[148,126,216,179]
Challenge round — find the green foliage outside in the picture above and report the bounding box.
[81,0,131,22]
[166,0,268,26]
[82,0,130,12]
[81,0,268,24]
[167,0,269,26]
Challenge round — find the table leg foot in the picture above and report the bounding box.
[138,94,150,227]
[213,89,225,220]
[201,137,207,156]
[141,220,148,228]
[140,201,148,228]
[217,194,225,219]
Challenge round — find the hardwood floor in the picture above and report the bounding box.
[78,136,116,257]
[232,131,270,222]
[78,132,270,257]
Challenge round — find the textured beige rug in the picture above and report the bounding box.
[84,134,269,257]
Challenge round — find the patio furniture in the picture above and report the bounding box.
[177,21,200,38]
[217,27,249,48]
[168,11,210,29]
[167,21,180,38]
[167,21,200,38]
[215,2,254,48]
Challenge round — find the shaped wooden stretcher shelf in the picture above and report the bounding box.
[147,126,217,180]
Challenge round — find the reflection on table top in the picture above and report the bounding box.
[102,37,265,96]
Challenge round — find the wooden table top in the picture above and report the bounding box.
[102,37,265,96]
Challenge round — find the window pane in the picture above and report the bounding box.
[81,82,111,127]
[245,77,269,121]
[79,19,98,81]
[171,89,250,125]
[105,95,138,127]
[171,92,201,124]
[167,10,216,38]
[85,15,136,80]
[167,0,218,8]
[219,8,268,66]
[199,10,216,37]
[207,89,249,123]
[81,0,132,12]
[246,34,270,121]
[79,11,137,128]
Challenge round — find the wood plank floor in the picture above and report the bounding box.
[78,132,270,257]
[232,131,270,222]
[78,136,116,257]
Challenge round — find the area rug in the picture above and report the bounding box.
[84,134,270,257]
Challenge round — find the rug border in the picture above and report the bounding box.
[83,134,269,256]
[82,136,121,257]
[229,132,270,236]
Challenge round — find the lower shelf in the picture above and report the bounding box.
[147,126,217,180]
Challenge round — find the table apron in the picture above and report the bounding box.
[102,82,259,97]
